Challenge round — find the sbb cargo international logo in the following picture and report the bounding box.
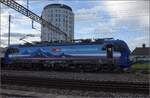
[52,48,61,52]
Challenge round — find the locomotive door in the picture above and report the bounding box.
[106,45,113,59]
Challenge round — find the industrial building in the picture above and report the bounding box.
[41,4,74,42]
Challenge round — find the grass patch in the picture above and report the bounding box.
[132,63,150,70]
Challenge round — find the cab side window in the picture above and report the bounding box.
[114,45,120,51]
[114,45,125,51]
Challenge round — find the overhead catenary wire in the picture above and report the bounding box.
[29,0,138,5]
[0,0,68,40]
[1,1,148,35]
[1,14,148,34]
[21,0,149,15]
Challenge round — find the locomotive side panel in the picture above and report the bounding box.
[6,44,105,62]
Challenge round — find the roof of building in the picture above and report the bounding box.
[44,4,72,11]
[131,47,150,56]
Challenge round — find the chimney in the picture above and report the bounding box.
[142,44,146,48]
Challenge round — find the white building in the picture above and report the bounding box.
[41,4,74,42]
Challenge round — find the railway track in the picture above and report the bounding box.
[0,93,35,98]
[1,75,149,94]
[0,64,135,73]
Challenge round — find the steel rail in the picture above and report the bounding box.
[1,75,149,94]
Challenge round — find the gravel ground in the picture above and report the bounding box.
[1,84,149,98]
[1,70,149,83]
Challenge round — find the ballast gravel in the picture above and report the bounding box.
[1,84,149,98]
[1,70,148,83]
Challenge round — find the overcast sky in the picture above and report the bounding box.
[0,0,149,51]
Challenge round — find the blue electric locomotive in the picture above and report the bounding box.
[2,38,131,72]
